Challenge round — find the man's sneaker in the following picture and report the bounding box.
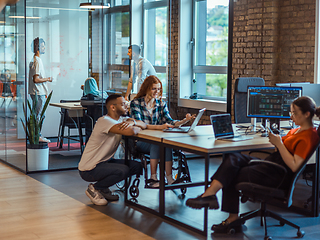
[85,183,108,205]
[39,137,51,143]
[99,188,119,201]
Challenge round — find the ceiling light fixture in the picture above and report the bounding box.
[9,16,41,19]
[79,2,110,9]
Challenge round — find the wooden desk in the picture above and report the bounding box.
[125,125,274,235]
[50,102,86,153]
[136,125,214,142]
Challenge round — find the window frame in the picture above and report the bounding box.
[178,0,233,112]
[142,0,168,95]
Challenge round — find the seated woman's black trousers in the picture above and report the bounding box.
[211,152,288,214]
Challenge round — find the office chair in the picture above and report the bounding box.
[234,77,265,124]
[57,100,86,150]
[80,95,106,143]
[228,128,320,240]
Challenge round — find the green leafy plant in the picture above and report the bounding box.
[21,91,53,145]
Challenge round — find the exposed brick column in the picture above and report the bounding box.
[277,0,315,84]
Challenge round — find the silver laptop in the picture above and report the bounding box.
[163,108,206,133]
[210,114,253,141]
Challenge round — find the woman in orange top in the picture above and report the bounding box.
[186,96,320,233]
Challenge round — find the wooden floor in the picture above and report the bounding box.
[3,157,320,240]
[0,162,154,240]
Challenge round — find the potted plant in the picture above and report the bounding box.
[21,91,53,171]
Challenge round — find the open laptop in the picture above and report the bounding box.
[163,108,206,133]
[210,113,253,141]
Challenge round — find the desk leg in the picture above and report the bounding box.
[159,145,165,216]
[124,137,129,201]
[203,153,209,235]
[76,116,84,154]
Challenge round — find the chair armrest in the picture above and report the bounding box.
[248,159,287,174]
[243,159,288,191]
[248,150,272,156]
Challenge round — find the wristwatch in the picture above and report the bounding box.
[132,119,137,126]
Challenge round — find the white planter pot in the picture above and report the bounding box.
[27,143,49,171]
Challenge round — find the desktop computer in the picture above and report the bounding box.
[247,86,302,132]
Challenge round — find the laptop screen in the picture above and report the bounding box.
[188,108,206,131]
[210,114,234,138]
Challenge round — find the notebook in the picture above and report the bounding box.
[163,108,206,133]
[210,113,253,141]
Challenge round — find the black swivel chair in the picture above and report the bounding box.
[80,94,107,143]
[228,127,320,240]
[234,77,265,123]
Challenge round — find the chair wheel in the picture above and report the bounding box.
[178,194,185,200]
[129,185,139,198]
[264,236,272,240]
[279,221,285,226]
[129,197,138,203]
[297,230,305,238]
[227,228,235,235]
[180,187,187,195]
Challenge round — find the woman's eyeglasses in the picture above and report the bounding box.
[289,112,295,117]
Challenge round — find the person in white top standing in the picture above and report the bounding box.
[28,37,52,143]
[124,44,156,101]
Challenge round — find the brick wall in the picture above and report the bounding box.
[169,0,316,124]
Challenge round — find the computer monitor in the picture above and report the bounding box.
[276,82,320,107]
[247,86,302,129]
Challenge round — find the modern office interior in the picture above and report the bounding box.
[2,0,320,239]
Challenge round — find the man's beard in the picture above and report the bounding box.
[118,110,128,117]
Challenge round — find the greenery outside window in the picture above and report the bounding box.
[192,0,229,101]
[143,0,168,95]
[104,3,130,91]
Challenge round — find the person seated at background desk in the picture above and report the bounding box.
[78,94,146,205]
[80,77,108,143]
[186,96,320,233]
[130,75,194,188]
[81,77,108,100]
[124,44,157,101]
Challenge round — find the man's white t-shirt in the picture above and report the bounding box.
[78,115,129,171]
[28,56,49,96]
[129,57,157,92]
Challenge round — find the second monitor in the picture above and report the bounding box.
[247,86,302,130]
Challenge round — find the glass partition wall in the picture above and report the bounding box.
[1,1,26,171]
[0,0,92,173]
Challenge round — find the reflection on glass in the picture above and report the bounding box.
[0,2,26,170]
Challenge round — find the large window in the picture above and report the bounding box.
[103,2,130,91]
[143,0,168,95]
[180,0,229,110]
[194,0,228,99]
